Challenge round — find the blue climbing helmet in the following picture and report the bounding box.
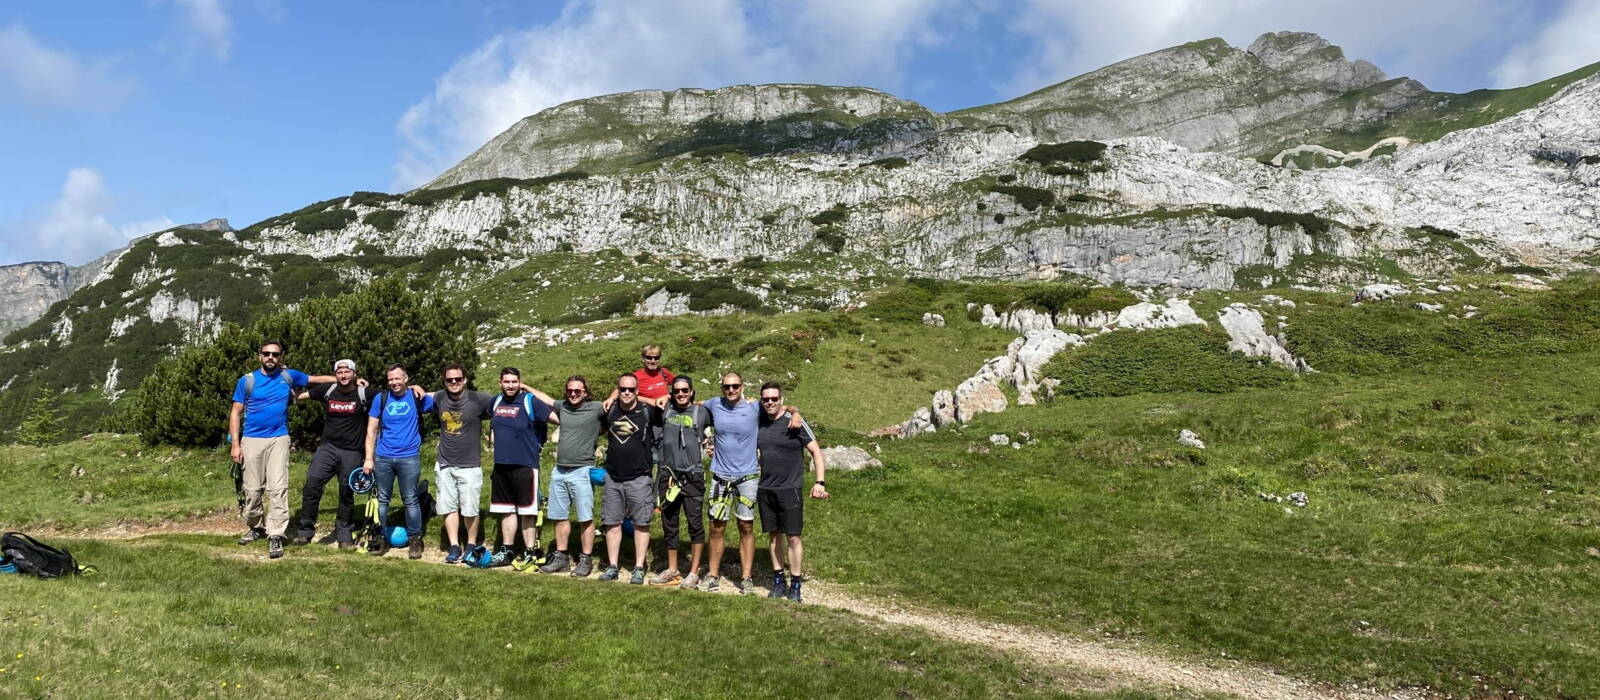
[387,526,409,548]
[0,556,15,575]
[348,470,375,494]
[589,466,606,487]
[464,545,492,568]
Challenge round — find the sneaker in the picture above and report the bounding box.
[237,527,266,545]
[649,568,682,586]
[678,572,700,590]
[787,578,803,603]
[598,565,620,581]
[267,536,285,559]
[570,554,594,578]
[629,568,646,585]
[512,550,538,572]
[539,551,571,574]
[445,545,463,564]
[768,572,788,599]
[408,540,424,560]
[488,548,513,568]
[738,577,756,595]
[704,575,720,593]
[316,532,339,546]
[290,534,312,546]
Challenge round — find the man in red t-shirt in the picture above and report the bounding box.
[606,344,675,409]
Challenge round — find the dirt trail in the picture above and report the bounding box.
[58,522,1423,699]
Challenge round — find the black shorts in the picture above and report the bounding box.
[489,464,539,516]
[758,488,803,536]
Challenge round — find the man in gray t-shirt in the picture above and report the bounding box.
[432,365,492,564]
[538,375,603,576]
[648,375,713,588]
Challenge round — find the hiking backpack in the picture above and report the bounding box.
[1,532,93,578]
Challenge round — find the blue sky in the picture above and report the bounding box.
[3,0,1596,266]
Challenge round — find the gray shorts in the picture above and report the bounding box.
[708,474,759,522]
[601,475,654,527]
[434,463,483,517]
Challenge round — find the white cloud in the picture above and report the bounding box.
[2,169,171,266]
[0,23,138,111]
[165,0,233,62]
[393,0,957,189]
[1003,0,1529,97]
[1492,0,1600,88]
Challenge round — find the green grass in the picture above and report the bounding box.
[0,435,234,529]
[0,536,1156,698]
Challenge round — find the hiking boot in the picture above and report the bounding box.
[290,534,312,546]
[268,536,285,559]
[649,568,682,586]
[408,540,424,560]
[768,572,788,599]
[368,536,388,556]
[316,532,339,546]
[337,541,355,551]
[678,572,700,590]
[512,550,538,572]
[704,575,720,593]
[237,527,267,545]
[570,554,593,578]
[539,551,571,574]
[787,578,803,603]
[488,548,513,568]
[629,567,646,585]
[598,565,620,581]
[738,577,756,595]
[445,545,463,564]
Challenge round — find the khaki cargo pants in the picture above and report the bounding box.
[241,435,291,537]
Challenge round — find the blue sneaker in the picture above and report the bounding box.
[768,572,788,598]
[787,578,803,603]
[489,548,513,568]
[444,545,463,564]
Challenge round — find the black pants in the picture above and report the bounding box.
[656,467,705,549]
[295,443,361,542]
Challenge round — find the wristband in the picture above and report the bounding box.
[815,480,826,487]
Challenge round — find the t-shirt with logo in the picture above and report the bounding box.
[490,391,552,468]
[367,390,436,458]
[308,382,370,451]
[706,397,760,479]
[555,400,603,469]
[660,402,711,471]
[232,368,311,439]
[602,402,662,481]
[756,411,817,491]
[433,390,491,467]
[631,367,676,402]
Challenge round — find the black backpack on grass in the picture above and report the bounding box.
[2,532,94,578]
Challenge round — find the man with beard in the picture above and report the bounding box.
[291,358,371,549]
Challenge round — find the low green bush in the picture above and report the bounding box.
[403,171,590,207]
[362,209,403,233]
[691,144,742,159]
[986,184,1055,211]
[1496,264,1549,275]
[1019,141,1107,166]
[1045,326,1292,398]
[1214,206,1331,236]
[809,205,849,226]
[815,228,846,253]
[865,156,908,169]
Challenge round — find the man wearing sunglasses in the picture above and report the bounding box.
[756,381,828,603]
[229,340,340,559]
[603,344,676,409]
[539,375,601,577]
[701,372,803,594]
[648,375,712,588]
[599,373,663,584]
[430,365,492,564]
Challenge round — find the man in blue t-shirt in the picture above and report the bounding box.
[363,364,436,559]
[700,371,803,594]
[487,366,558,569]
[228,339,339,559]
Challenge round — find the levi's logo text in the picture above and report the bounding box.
[495,405,521,418]
[326,400,358,415]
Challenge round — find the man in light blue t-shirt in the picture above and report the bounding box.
[363,364,436,559]
[700,371,802,594]
[228,339,338,559]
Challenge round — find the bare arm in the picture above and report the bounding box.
[785,405,803,429]
[229,402,244,462]
[805,440,828,499]
[526,387,557,407]
[363,417,380,473]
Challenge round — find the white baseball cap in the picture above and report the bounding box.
[334,359,357,372]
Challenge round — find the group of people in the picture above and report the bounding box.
[228,341,830,601]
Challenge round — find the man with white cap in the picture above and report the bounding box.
[291,358,372,548]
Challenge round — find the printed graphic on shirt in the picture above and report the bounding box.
[440,411,465,435]
[387,400,413,418]
[326,399,360,415]
[610,416,640,443]
[495,405,520,419]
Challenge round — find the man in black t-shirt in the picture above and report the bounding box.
[599,373,662,584]
[292,359,372,548]
[755,381,828,602]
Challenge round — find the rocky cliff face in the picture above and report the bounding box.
[0,262,73,337]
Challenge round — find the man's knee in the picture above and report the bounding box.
[736,520,753,534]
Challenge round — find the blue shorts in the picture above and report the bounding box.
[546,466,595,522]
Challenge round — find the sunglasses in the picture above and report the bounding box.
[260,351,282,357]
[760,396,782,403]
[642,355,661,361]
[617,386,638,393]
[672,387,693,393]
[565,388,586,394]
[444,376,466,383]
[722,383,742,390]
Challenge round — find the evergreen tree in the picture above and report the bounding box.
[17,392,65,446]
